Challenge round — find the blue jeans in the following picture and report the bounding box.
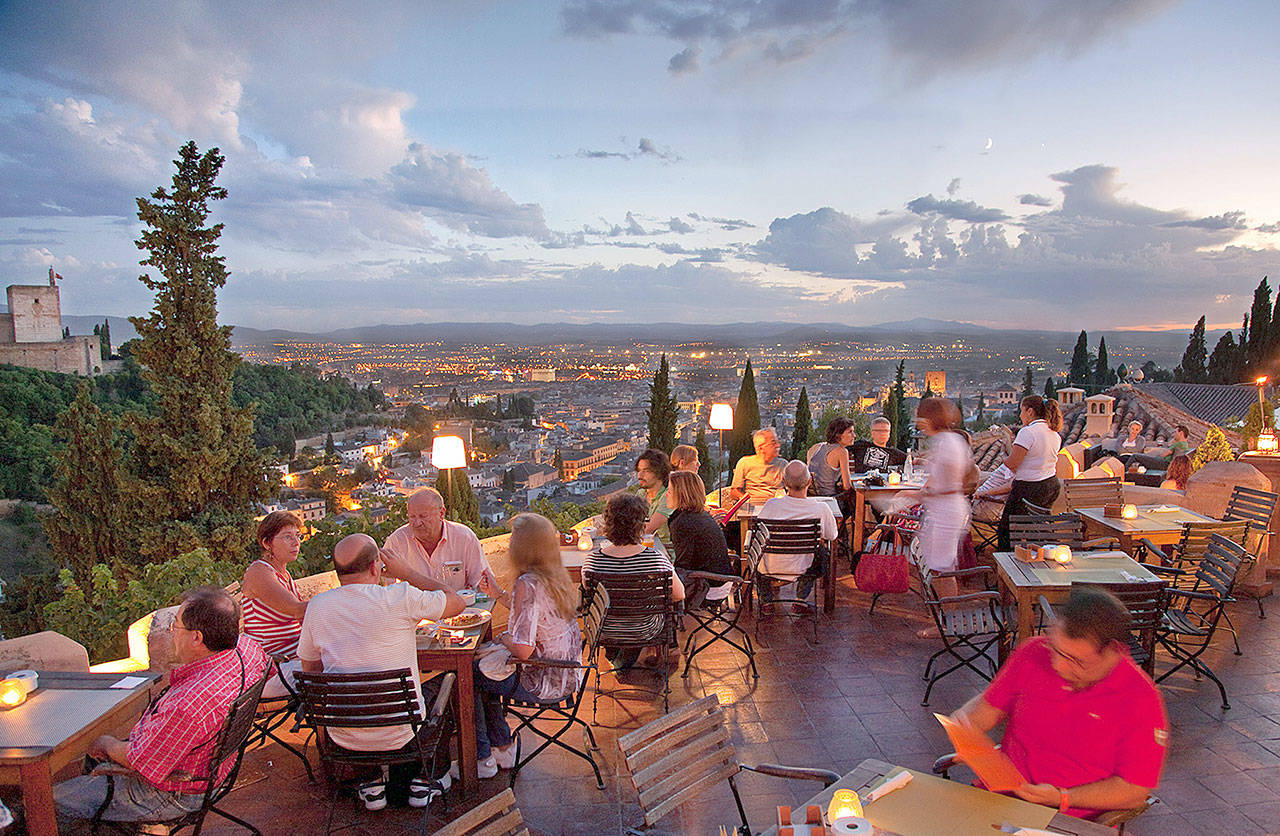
[54,774,203,827]
[473,667,539,759]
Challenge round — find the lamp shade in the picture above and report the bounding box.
[709,403,734,430]
[431,435,467,470]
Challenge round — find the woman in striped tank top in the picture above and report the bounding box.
[242,510,308,697]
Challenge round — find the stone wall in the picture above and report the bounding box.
[7,284,63,342]
[0,335,101,376]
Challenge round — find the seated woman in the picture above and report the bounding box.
[667,471,735,606]
[582,492,685,670]
[472,513,583,777]
[242,510,308,697]
[807,417,855,508]
[1160,454,1192,491]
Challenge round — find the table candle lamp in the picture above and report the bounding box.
[1050,544,1073,565]
[0,679,27,709]
[887,472,901,485]
[827,789,871,835]
[1121,503,1138,520]
[577,529,593,551]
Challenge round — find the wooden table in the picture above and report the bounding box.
[850,481,924,553]
[1076,505,1215,554]
[734,497,844,613]
[0,670,161,836]
[762,758,1113,836]
[993,551,1162,659]
[416,599,495,796]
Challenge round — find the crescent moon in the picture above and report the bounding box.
[983,137,993,151]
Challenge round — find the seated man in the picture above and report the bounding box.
[730,428,786,505]
[951,588,1168,821]
[756,461,839,610]
[54,587,271,827]
[849,417,907,473]
[972,464,1013,524]
[1167,425,1191,460]
[299,533,466,808]
[383,487,504,601]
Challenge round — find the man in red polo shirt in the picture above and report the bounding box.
[952,587,1168,820]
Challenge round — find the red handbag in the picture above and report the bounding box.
[854,526,911,594]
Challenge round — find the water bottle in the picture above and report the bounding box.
[904,452,914,483]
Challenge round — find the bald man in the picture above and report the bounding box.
[382,488,502,600]
[757,461,838,608]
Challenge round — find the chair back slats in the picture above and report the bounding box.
[429,787,528,836]
[582,571,671,618]
[1063,477,1123,512]
[203,668,270,785]
[755,518,821,554]
[580,583,610,655]
[1224,485,1279,527]
[1008,513,1084,550]
[1191,534,1249,597]
[619,695,740,825]
[296,669,422,730]
[1171,520,1250,589]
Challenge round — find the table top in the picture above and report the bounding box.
[1076,505,1215,534]
[0,671,159,757]
[415,598,495,654]
[994,551,1161,590]
[762,758,1112,836]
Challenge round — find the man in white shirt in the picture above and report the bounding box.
[757,461,839,610]
[382,488,503,599]
[298,533,465,811]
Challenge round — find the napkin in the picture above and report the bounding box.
[866,769,912,802]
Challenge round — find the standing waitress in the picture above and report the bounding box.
[997,395,1063,550]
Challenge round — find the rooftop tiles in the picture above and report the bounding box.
[101,576,1280,835]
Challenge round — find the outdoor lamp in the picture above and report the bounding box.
[1259,432,1278,453]
[1122,504,1139,520]
[431,435,466,470]
[887,472,902,485]
[827,789,871,835]
[709,404,734,495]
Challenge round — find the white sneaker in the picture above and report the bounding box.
[408,773,450,808]
[449,760,459,780]
[477,755,498,779]
[357,780,387,811]
[493,742,518,770]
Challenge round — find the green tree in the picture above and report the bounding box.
[100,319,112,360]
[1043,377,1057,399]
[789,386,812,459]
[1208,331,1242,384]
[435,467,479,527]
[645,354,678,453]
[42,383,130,590]
[884,361,911,450]
[1247,277,1272,373]
[1068,330,1091,386]
[976,393,985,423]
[553,448,565,480]
[1175,316,1209,383]
[502,469,516,492]
[694,426,714,490]
[1191,425,1235,471]
[1243,397,1277,450]
[125,142,269,565]
[729,359,761,469]
[1094,337,1110,387]
[1022,365,1034,398]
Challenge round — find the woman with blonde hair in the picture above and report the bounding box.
[472,513,582,777]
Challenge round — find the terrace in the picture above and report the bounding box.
[91,546,1280,835]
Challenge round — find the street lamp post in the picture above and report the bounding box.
[709,403,733,500]
[431,435,467,514]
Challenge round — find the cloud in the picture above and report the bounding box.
[1259,222,1280,234]
[668,216,695,233]
[1019,193,1054,207]
[568,137,680,163]
[946,178,961,196]
[688,212,755,231]
[558,0,1178,79]
[755,206,911,276]
[906,194,1009,223]
[1164,211,1248,231]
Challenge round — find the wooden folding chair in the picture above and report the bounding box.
[1062,476,1123,512]
[1008,512,1119,551]
[1223,485,1279,618]
[430,788,527,836]
[745,518,824,643]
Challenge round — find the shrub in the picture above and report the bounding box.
[1191,426,1236,472]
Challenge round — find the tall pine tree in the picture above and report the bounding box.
[729,359,761,469]
[126,142,269,565]
[1021,365,1034,397]
[1094,337,1110,388]
[1208,332,1241,384]
[1068,330,1091,386]
[645,354,678,453]
[1247,277,1272,372]
[1175,316,1209,383]
[789,386,812,459]
[1044,377,1057,399]
[694,427,714,490]
[43,383,130,589]
[100,318,111,360]
[884,361,911,450]
[435,467,479,527]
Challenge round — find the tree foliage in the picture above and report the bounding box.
[1191,425,1235,471]
[1094,337,1112,387]
[1043,377,1057,399]
[1174,316,1209,384]
[729,359,761,469]
[436,466,479,527]
[884,361,911,450]
[1208,331,1243,384]
[694,426,714,491]
[1069,331,1091,387]
[1022,365,1034,397]
[1243,398,1276,450]
[1247,277,1272,375]
[645,354,678,453]
[789,387,812,459]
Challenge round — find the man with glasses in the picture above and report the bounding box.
[382,487,503,601]
[729,428,786,505]
[951,588,1168,821]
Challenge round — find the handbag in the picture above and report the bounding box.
[853,525,911,594]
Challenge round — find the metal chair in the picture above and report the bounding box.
[680,569,758,680]
[1223,485,1279,618]
[1039,579,1166,676]
[582,570,678,715]
[503,584,609,790]
[244,654,314,782]
[745,518,824,643]
[618,693,840,835]
[914,559,1008,706]
[1062,476,1123,512]
[89,668,270,835]
[1008,512,1119,551]
[1146,534,1249,709]
[295,669,454,835]
[429,787,527,836]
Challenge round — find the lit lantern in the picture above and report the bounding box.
[1122,504,1139,520]
[1258,432,1278,454]
[827,788,872,835]
[887,472,902,485]
[0,679,27,709]
[1050,544,1073,565]
[577,529,593,551]
[709,403,734,431]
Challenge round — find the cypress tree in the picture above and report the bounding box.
[325,432,336,460]
[976,393,985,423]
[100,319,112,360]
[43,382,130,589]
[645,354,678,453]
[553,448,564,480]
[789,386,812,459]
[125,142,269,565]
[1175,316,1209,383]
[729,359,761,468]
[1247,277,1272,371]
[1208,331,1240,384]
[694,427,714,491]
[1043,377,1057,399]
[884,361,911,450]
[1021,365,1034,398]
[1068,331,1091,386]
[1094,338,1110,387]
[435,467,478,527]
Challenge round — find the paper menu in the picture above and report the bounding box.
[934,713,1026,793]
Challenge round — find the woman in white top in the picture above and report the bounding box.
[997,395,1064,550]
[914,399,973,638]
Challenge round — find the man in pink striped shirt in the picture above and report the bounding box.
[382,488,504,601]
[54,587,270,827]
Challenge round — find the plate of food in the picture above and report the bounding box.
[1148,504,1181,513]
[442,608,492,629]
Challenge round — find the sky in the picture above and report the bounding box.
[0,0,1277,332]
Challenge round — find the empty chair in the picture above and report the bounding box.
[1223,485,1279,618]
[681,567,757,680]
[1062,476,1123,512]
[915,559,1008,706]
[1008,513,1119,551]
[430,788,528,836]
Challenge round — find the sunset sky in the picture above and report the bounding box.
[1,0,1276,332]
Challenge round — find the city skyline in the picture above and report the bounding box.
[1,0,1277,332]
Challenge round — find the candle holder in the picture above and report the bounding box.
[1121,503,1138,520]
[826,789,872,835]
[0,671,35,709]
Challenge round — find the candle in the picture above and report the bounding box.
[1051,545,1073,565]
[0,679,26,709]
[577,529,593,551]
[1121,504,1138,520]
[887,472,901,485]
[827,789,863,821]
